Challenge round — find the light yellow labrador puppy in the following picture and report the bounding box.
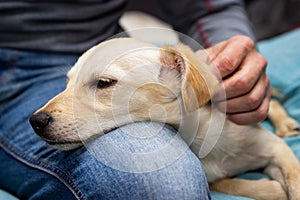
[30,38,300,200]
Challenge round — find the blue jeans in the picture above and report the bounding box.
[0,48,210,200]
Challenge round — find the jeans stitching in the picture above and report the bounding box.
[0,134,87,200]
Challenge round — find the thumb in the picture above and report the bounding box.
[195,40,227,78]
[204,40,228,63]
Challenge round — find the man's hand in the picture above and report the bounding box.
[197,35,270,125]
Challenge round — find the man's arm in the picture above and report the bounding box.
[157,0,254,47]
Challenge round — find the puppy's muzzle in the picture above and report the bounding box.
[29,112,52,136]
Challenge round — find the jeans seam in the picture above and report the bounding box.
[0,134,87,200]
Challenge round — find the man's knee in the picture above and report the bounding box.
[7,122,210,199]
[82,122,211,199]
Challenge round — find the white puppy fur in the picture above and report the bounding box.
[31,38,300,200]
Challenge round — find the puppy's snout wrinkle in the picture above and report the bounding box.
[29,112,52,136]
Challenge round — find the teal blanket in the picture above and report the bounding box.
[211,28,300,199]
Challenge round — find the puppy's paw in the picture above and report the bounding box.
[276,117,300,138]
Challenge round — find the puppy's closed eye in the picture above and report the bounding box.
[96,77,117,89]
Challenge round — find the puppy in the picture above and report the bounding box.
[30,38,300,200]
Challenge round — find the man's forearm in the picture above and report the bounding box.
[157,0,255,48]
[192,0,255,47]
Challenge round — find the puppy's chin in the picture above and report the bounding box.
[43,132,105,150]
[52,143,83,151]
[45,139,84,150]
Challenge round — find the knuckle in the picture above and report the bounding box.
[242,36,255,49]
[260,55,268,67]
[256,103,269,122]
[232,35,255,50]
[234,78,251,94]
[257,110,268,122]
[246,94,261,110]
[266,75,270,83]
[256,53,268,69]
[219,56,235,73]
[265,76,270,88]
[244,36,255,49]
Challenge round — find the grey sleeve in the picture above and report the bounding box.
[157,0,255,47]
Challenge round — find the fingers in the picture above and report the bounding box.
[227,86,271,125]
[217,73,270,114]
[214,50,268,101]
[206,36,255,78]
[215,49,269,125]
[204,40,227,62]
[203,35,270,125]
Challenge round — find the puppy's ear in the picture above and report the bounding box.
[160,45,219,112]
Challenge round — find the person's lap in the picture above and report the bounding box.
[2,28,300,199]
[0,48,210,199]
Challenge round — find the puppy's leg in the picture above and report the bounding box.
[210,178,287,200]
[209,128,300,199]
[264,164,286,191]
[268,99,299,137]
[267,137,300,200]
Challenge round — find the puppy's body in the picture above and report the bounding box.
[30,38,300,200]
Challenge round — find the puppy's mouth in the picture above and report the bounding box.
[42,138,84,150]
[38,129,109,150]
[45,139,83,146]
[41,133,104,150]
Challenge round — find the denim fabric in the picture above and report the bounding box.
[0,48,210,200]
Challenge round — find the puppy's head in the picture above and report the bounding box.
[29,38,218,150]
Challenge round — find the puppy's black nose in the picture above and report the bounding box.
[29,112,52,136]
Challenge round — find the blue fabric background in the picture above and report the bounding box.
[211,28,300,199]
[0,190,18,200]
